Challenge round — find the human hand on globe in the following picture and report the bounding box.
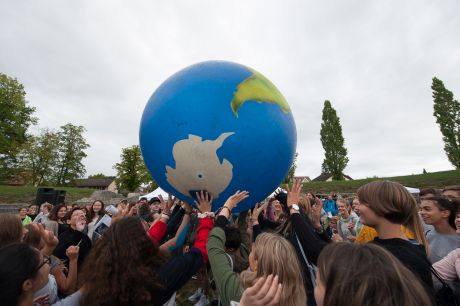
[223,190,249,211]
[286,178,302,207]
[195,190,213,213]
[251,202,268,225]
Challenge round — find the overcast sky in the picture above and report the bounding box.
[1,0,459,180]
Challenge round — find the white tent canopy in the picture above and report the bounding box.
[141,187,169,200]
[404,186,420,194]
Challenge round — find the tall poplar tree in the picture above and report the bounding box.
[320,100,349,180]
[432,77,460,169]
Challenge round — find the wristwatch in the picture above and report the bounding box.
[289,204,300,211]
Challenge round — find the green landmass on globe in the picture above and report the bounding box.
[230,68,291,117]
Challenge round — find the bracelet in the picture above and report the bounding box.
[221,206,232,213]
[160,213,170,220]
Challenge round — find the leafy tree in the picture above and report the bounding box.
[88,173,108,179]
[283,152,298,184]
[0,73,37,182]
[19,129,59,186]
[54,123,90,186]
[432,77,460,169]
[114,145,154,192]
[320,100,349,180]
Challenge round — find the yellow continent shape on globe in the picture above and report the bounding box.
[230,68,290,117]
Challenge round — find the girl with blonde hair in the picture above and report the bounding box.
[207,191,306,306]
[356,180,434,297]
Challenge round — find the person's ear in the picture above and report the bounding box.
[441,210,451,219]
[22,278,33,292]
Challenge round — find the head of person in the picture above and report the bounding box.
[351,197,360,215]
[224,225,241,253]
[18,207,28,218]
[0,214,23,247]
[456,210,460,234]
[0,243,50,306]
[443,185,460,202]
[40,203,53,215]
[81,217,164,305]
[419,196,457,230]
[306,192,315,200]
[298,195,313,216]
[314,243,431,306]
[23,224,45,250]
[419,188,440,200]
[69,208,87,231]
[336,199,351,217]
[49,204,67,222]
[28,204,38,216]
[149,198,161,213]
[241,232,306,306]
[89,200,105,220]
[356,181,428,252]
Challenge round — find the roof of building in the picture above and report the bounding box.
[75,177,116,188]
[312,173,353,181]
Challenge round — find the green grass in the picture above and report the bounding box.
[0,185,95,204]
[303,170,460,194]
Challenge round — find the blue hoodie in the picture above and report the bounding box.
[323,199,338,216]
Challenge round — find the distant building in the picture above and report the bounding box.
[312,173,353,182]
[294,176,311,183]
[75,177,118,193]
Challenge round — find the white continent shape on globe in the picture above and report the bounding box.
[165,132,235,199]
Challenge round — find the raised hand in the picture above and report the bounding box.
[286,178,302,206]
[239,274,283,306]
[311,197,324,228]
[223,190,249,211]
[33,294,50,306]
[66,245,80,261]
[195,190,213,213]
[252,202,268,224]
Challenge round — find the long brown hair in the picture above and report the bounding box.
[240,232,306,306]
[0,214,23,248]
[88,200,105,221]
[357,181,428,253]
[317,243,432,306]
[80,217,165,306]
[48,204,66,222]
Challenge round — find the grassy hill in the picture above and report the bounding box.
[0,185,94,204]
[303,170,460,194]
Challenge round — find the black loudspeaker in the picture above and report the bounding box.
[36,187,55,205]
[53,190,66,205]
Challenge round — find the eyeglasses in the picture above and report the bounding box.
[37,256,51,271]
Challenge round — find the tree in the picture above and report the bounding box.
[0,73,37,182]
[432,77,460,169]
[283,152,298,184]
[54,123,90,186]
[19,129,60,186]
[114,145,154,192]
[88,173,108,179]
[320,100,349,180]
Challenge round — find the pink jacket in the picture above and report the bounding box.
[433,248,460,281]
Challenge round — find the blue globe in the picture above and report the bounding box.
[140,61,296,213]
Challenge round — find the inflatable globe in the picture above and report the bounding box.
[139,61,296,213]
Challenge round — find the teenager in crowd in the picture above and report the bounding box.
[314,242,432,306]
[86,200,105,242]
[33,203,53,224]
[0,243,51,306]
[80,191,213,306]
[336,198,358,242]
[0,214,23,247]
[45,204,68,237]
[207,190,306,306]
[443,185,460,202]
[356,181,434,297]
[18,207,32,226]
[419,196,460,263]
[53,208,91,269]
[27,204,39,222]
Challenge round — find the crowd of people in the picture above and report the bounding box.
[0,181,459,306]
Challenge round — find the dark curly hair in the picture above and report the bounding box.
[48,204,66,222]
[80,217,165,306]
